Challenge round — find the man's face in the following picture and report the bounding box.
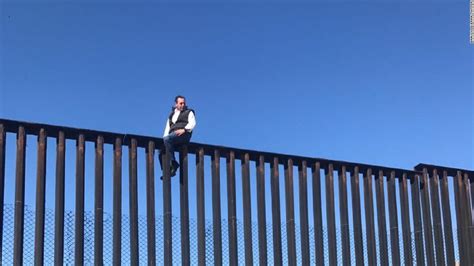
[175,98,186,111]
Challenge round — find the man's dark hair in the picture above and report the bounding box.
[175,95,186,103]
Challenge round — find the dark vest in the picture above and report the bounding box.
[168,108,194,134]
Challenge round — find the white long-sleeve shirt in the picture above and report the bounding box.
[163,109,196,137]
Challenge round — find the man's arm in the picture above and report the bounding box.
[184,111,196,132]
[163,119,170,137]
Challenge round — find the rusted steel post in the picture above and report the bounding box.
[338,166,350,266]
[326,164,337,265]
[284,158,296,265]
[13,126,26,265]
[298,161,309,265]
[212,149,222,265]
[34,129,47,266]
[411,174,424,265]
[256,155,267,266]
[179,146,190,265]
[351,166,364,266]
[113,138,122,266]
[375,170,388,265]
[75,134,85,265]
[242,153,253,265]
[95,136,104,266]
[54,131,65,265]
[387,171,399,266]
[163,148,172,265]
[0,124,5,264]
[421,169,435,265]
[270,157,282,265]
[129,138,139,266]
[196,147,206,266]
[363,168,376,266]
[440,170,455,265]
[430,169,445,265]
[312,162,324,265]
[399,173,413,266]
[146,141,156,266]
[227,151,238,265]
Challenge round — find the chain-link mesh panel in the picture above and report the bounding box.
[1,204,462,265]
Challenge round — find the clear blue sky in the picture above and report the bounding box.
[2,1,472,169]
[0,0,473,263]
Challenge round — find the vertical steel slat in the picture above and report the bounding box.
[284,158,296,265]
[338,165,350,266]
[363,168,376,266]
[179,147,190,265]
[34,129,47,266]
[163,148,172,266]
[227,151,238,265]
[75,134,85,265]
[113,138,122,266]
[0,125,5,264]
[375,170,388,265]
[469,173,474,263]
[326,164,337,265]
[196,147,206,266]
[256,155,267,266]
[387,171,399,266]
[399,173,413,266]
[440,170,455,266]
[146,141,156,266]
[350,166,364,266]
[13,126,26,265]
[242,153,253,265]
[54,131,65,266]
[312,162,324,266]
[298,161,309,265]
[462,173,473,265]
[270,157,282,265]
[411,174,425,265]
[212,149,222,265]
[129,139,139,266]
[430,169,445,266]
[421,169,435,265]
[95,136,104,266]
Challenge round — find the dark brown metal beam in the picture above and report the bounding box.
[387,171,399,266]
[339,166,350,266]
[113,138,122,266]
[75,134,85,265]
[242,153,254,265]
[298,161,310,266]
[95,136,104,266]
[399,173,413,266]
[363,168,376,266]
[312,162,324,266]
[146,141,156,266]
[129,138,139,266]
[13,126,26,265]
[270,157,282,266]
[34,129,47,266]
[326,164,337,265]
[0,124,5,264]
[196,147,206,266]
[54,131,65,265]
[256,155,267,266]
[351,166,364,266]
[179,147,190,266]
[212,149,222,265]
[227,151,238,265]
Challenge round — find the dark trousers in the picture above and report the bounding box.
[159,131,192,170]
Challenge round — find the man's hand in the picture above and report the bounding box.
[176,129,186,136]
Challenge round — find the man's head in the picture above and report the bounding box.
[174,95,186,111]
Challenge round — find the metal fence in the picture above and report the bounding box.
[0,118,472,265]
